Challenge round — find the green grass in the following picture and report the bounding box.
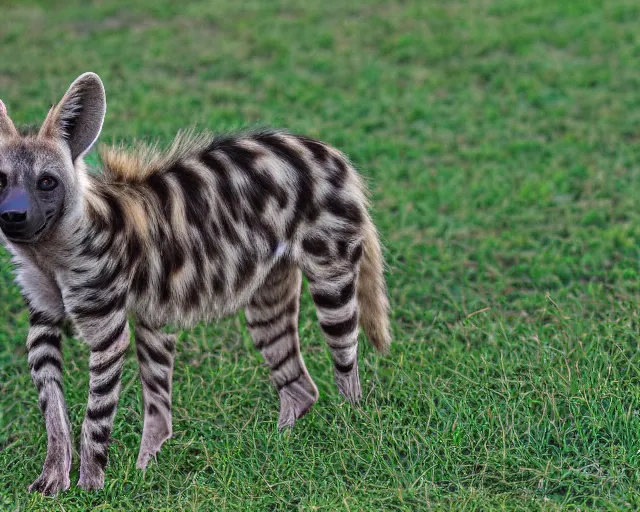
[1,0,640,509]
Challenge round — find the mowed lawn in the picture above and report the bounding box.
[1,0,640,510]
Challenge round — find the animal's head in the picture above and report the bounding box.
[0,73,106,244]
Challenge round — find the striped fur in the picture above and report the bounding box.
[0,73,391,494]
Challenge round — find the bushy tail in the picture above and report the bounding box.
[357,215,391,352]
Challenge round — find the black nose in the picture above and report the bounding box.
[0,210,27,223]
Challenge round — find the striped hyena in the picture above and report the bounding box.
[0,73,391,494]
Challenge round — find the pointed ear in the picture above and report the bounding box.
[40,72,106,162]
[0,100,19,141]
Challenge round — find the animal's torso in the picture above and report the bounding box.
[14,129,363,328]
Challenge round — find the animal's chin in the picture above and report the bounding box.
[4,221,48,244]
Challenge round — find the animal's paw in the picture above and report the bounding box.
[136,414,172,471]
[277,371,319,430]
[335,364,362,404]
[77,466,105,491]
[28,467,71,496]
[136,449,158,471]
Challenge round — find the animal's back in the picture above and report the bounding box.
[82,129,376,329]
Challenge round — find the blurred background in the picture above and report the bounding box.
[1,0,640,509]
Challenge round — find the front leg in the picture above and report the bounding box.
[134,322,176,470]
[26,308,72,495]
[71,306,130,491]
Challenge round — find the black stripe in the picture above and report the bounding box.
[327,155,348,188]
[334,360,354,373]
[261,267,291,291]
[91,372,121,396]
[91,426,111,444]
[271,346,297,372]
[341,281,356,302]
[312,281,356,310]
[302,237,329,257]
[92,319,127,353]
[326,339,357,350]
[147,403,158,416]
[103,189,126,232]
[219,208,241,243]
[212,274,224,293]
[71,293,126,319]
[31,354,63,373]
[86,402,116,421]
[135,343,147,364]
[95,449,109,469]
[185,273,202,312]
[37,377,63,393]
[276,372,302,391]
[156,374,171,394]
[311,291,340,310]
[224,140,289,210]
[252,288,294,308]
[201,151,241,223]
[79,230,110,258]
[140,372,160,394]
[39,397,48,414]
[337,240,348,259]
[253,131,310,177]
[306,202,320,223]
[326,197,363,225]
[210,220,221,238]
[201,226,219,259]
[244,185,267,217]
[208,136,259,169]
[125,230,144,268]
[28,333,62,352]
[320,312,358,338]
[147,173,172,218]
[243,169,288,213]
[256,324,296,351]
[29,309,63,327]
[167,162,209,227]
[73,258,124,289]
[160,236,186,279]
[234,255,257,292]
[246,299,297,329]
[162,335,176,354]
[137,338,171,367]
[90,346,126,374]
[132,262,150,296]
[297,135,329,163]
[136,318,156,330]
[158,243,184,303]
[160,395,172,412]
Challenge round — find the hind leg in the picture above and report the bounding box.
[245,263,318,429]
[134,322,175,470]
[303,239,363,403]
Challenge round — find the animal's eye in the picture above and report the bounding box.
[37,176,58,191]
[0,174,6,189]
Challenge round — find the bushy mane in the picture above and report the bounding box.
[97,129,211,183]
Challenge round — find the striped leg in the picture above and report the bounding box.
[134,322,175,470]
[306,260,362,403]
[245,264,318,429]
[71,309,130,491]
[26,308,72,495]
